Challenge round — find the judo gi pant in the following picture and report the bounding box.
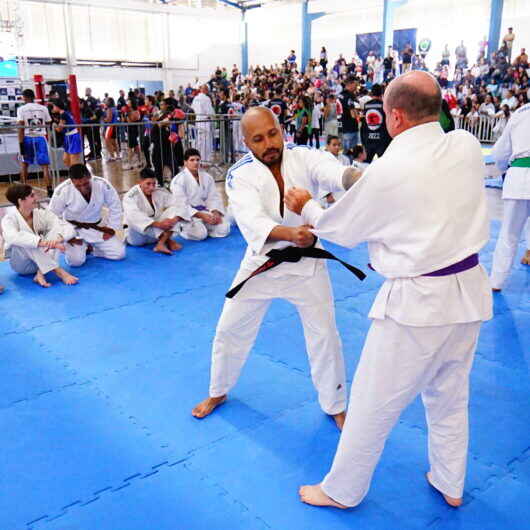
[126,209,182,246]
[8,246,60,275]
[209,262,347,415]
[65,233,126,267]
[127,226,171,246]
[179,218,231,241]
[195,124,213,163]
[490,198,529,289]
[8,225,63,275]
[321,317,481,506]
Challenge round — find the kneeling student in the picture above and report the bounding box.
[170,148,230,240]
[1,184,79,288]
[123,168,187,255]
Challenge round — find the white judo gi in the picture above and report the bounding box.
[318,151,352,205]
[123,185,189,246]
[231,104,246,154]
[49,177,126,266]
[209,144,350,415]
[1,207,75,275]
[170,168,230,240]
[300,122,493,505]
[191,93,215,163]
[490,103,530,289]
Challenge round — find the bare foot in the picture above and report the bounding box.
[521,251,530,265]
[55,268,79,286]
[154,243,172,255]
[299,484,348,509]
[192,395,227,418]
[33,271,51,288]
[168,239,182,252]
[331,411,346,431]
[426,472,462,507]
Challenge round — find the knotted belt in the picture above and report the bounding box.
[510,157,530,168]
[367,253,479,276]
[226,237,366,299]
[68,219,115,237]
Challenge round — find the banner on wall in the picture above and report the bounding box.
[356,28,417,61]
[355,32,382,62]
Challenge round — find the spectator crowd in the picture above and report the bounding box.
[30,27,530,184]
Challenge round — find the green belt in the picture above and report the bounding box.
[510,157,530,168]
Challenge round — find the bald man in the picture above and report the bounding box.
[285,71,492,509]
[192,107,363,430]
[191,85,215,163]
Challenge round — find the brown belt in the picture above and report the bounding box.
[69,219,115,237]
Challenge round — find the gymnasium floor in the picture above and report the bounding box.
[1,183,529,529]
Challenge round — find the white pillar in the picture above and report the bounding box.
[161,12,172,92]
[62,1,76,75]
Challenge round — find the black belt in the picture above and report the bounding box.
[226,238,366,299]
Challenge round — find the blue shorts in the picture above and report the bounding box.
[64,132,82,155]
[22,136,50,166]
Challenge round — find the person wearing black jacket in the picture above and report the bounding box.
[216,89,232,162]
[268,90,288,125]
[360,84,392,162]
[151,99,180,187]
[81,99,102,160]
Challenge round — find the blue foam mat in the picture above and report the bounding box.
[0,221,528,529]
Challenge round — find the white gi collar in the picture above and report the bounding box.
[384,121,444,155]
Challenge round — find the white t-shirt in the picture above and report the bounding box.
[17,102,51,137]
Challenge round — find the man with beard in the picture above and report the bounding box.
[191,107,363,430]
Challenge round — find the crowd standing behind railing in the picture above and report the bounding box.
[3,32,529,195]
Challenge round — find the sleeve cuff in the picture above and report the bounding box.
[301,199,324,227]
[250,220,278,255]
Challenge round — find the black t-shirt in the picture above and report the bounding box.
[268,97,287,123]
[402,52,412,64]
[217,100,230,115]
[360,98,391,148]
[85,96,98,111]
[339,90,358,133]
[383,56,393,70]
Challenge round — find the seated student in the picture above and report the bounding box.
[51,99,83,167]
[170,148,230,240]
[324,135,350,166]
[49,164,126,266]
[350,144,369,171]
[123,168,189,255]
[320,135,351,206]
[1,184,79,288]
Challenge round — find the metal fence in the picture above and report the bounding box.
[0,111,505,207]
[0,115,244,204]
[454,115,504,143]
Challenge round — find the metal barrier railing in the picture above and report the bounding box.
[0,116,245,205]
[454,115,504,143]
[0,111,505,208]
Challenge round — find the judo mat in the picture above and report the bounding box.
[481,145,494,166]
[0,220,528,530]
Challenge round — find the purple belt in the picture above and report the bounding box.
[368,253,479,276]
[423,253,479,277]
[192,205,207,211]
